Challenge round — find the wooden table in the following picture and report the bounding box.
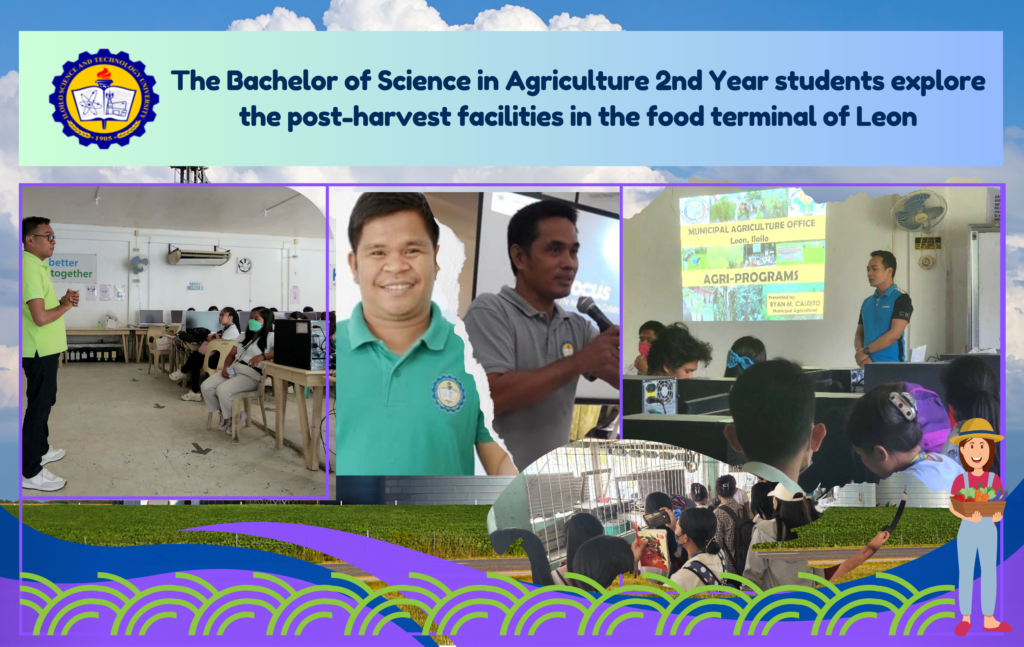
[63,328,132,364]
[256,361,328,471]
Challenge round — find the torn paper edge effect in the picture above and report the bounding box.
[435,222,511,465]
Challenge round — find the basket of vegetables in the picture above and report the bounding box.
[951,486,1007,517]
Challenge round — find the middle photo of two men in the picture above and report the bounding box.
[330,188,622,490]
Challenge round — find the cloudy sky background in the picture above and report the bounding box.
[1,0,1021,499]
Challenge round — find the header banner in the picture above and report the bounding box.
[19,31,1002,166]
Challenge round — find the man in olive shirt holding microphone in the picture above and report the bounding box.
[21,217,78,492]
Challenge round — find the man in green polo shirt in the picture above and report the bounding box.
[335,192,517,476]
[21,216,77,492]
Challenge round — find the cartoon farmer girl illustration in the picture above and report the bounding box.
[947,418,1011,635]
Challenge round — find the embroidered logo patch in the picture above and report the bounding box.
[432,375,465,413]
[561,341,575,358]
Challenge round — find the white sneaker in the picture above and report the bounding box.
[168,370,186,381]
[40,446,65,466]
[23,468,67,492]
[218,417,231,432]
[181,391,202,402]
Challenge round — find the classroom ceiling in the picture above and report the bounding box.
[22,186,330,239]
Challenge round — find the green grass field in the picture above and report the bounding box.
[2,504,519,562]
[753,507,958,550]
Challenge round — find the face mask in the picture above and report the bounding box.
[639,341,651,357]
[248,319,262,332]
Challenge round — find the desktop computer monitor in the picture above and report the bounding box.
[184,311,221,332]
[170,310,184,324]
[237,311,250,331]
[139,310,164,325]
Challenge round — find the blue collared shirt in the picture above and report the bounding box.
[858,284,913,362]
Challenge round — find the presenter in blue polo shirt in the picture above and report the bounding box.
[335,192,517,476]
[855,250,914,367]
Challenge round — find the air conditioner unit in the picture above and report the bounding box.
[168,247,232,266]
[985,187,1001,225]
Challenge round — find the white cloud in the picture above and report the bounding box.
[462,5,549,31]
[321,0,621,32]
[547,12,622,32]
[0,345,18,409]
[227,7,317,32]
[323,0,450,31]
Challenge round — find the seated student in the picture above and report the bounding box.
[552,512,605,586]
[567,535,644,593]
[201,306,275,434]
[846,383,963,493]
[670,508,727,590]
[335,192,516,476]
[169,307,241,402]
[288,311,309,320]
[940,356,1000,473]
[645,323,712,379]
[725,359,826,495]
[302,306,315,314]
[207,306,219,312]
[724,336,766,378]
[712,475,750,575]
[640,492,685,577]
[690,483,710,508]
[625,320,665,376]
[187,308,196,312]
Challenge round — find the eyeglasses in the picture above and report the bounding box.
[29,234,56,242]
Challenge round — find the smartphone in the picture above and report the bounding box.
[644,510,671,528]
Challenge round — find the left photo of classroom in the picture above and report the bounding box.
[19,185,332,498]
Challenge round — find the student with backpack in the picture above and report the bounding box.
[712,475,753,577]
[743,483,830,588]
[846,383,963,493]
[670,508,727,590]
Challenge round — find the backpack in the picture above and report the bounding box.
[904,383,951,453]
[683,557,722,587]
[718,505,754,588]
[178,327,211,344]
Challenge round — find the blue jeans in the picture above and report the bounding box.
[956,516,997,616]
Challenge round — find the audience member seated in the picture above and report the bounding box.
[725,359,826,494]
[724,336,766,378]
[847,383,963,493]
[169,307,241,402]
[645,323,713,379]
[625,320,665,376]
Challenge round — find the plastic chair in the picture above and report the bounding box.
[231,373,269,443]
[146,327,171,374]
[203,339,236,429]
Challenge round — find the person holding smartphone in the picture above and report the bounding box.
[21,217,78,492]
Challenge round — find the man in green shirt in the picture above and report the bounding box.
[335,192,516,476]
[21,217,77,492]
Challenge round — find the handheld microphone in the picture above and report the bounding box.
[576,296,615,333]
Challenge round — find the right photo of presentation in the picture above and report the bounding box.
[621,184,1003,499]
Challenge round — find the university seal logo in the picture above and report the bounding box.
[49,49,158,149]
[432,375,466,414]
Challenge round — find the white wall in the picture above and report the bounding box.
[53,223,328,327]
[623,186,995,375]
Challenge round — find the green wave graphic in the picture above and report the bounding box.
[16,569,957,637]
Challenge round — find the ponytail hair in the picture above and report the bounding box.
[715,474,737,499]
[690,483,709,504]
[678,508,720,555]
